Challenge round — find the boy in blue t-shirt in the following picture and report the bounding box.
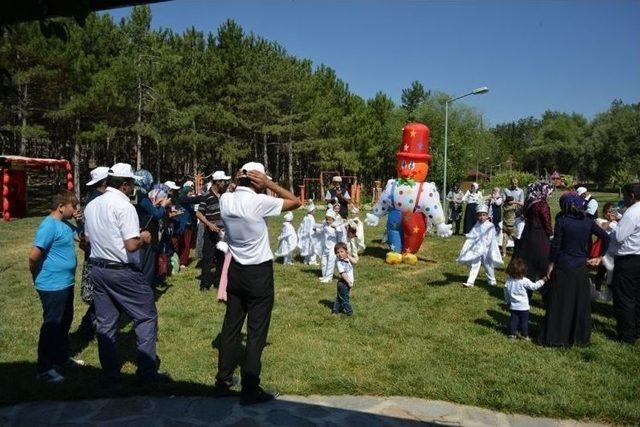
[28,191,81,383]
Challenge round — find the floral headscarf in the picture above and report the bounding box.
[525,181,553,210]
[134,169,154,194]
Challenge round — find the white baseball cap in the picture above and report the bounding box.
[86,166,109,186]
[211,171,231,181]
[240,162,271,179]
[108,163,141,180]
[183,180,194,188]
[164,180,180,190]
[332,176,342,183]
[576,186,587,196]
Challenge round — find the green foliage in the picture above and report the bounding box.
[487,170,537,190]
[0,8,637,192]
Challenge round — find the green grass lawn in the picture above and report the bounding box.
[1,191,638,423]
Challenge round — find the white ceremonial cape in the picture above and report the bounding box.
[297,214,322,257]
[457,220,503,266]
[275,222,298,257]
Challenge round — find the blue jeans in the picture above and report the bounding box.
[37,286,74,373]
[509,310,529,336]
[332,281,353,315]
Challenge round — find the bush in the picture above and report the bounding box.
[487,170,537,191]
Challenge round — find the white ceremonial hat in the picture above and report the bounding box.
[284,211,294,222]
[476,203,489,214]
[306,202,316,213]
[325,209,336,219]
[86,166,109,186]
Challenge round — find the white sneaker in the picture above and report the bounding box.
[320,277,332,283]
[462,282,474,288]
[36,369,65,383]
[67,357,85,367]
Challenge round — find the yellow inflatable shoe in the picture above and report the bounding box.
[385,252,403,265]
[402,253,418,265]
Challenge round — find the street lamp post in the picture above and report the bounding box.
[443,86,489,220]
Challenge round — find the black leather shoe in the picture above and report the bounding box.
[240,388,279,406]
[213,381,239,397]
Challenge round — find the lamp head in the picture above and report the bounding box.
[472,86,489,95]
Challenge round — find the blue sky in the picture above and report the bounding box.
[105,0,640,126]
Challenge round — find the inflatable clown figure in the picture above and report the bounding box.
[366,123,452,265]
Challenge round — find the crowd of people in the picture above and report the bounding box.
[450,178,640,347]
[27,164,640,399]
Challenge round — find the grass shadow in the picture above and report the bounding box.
[318,299,334,309]
[427,272,468,287]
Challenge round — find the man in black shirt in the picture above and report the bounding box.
[197,171,230,291]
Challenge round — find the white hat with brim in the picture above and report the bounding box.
[86,166,109,186]
[240,162,271,180]
[108,163,141,180]
[576,187,587,196]
[212,171,231,181]
[164,180,180,190]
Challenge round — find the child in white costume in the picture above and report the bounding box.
[458,203,503,287]
[297,202,321,265]
[320,209,346,283]
[275,211,298,265]
[346,207,366,262]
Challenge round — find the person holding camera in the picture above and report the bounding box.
[196,171,231,291]
[84,163,167,387]
[214,162,300,405]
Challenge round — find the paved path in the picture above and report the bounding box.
[0,395,608,426]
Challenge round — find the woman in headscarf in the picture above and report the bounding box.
[514,182,553,283]
[538,192,609,347]
[462,182,483,234]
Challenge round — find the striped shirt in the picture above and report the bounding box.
[198,191,223,227]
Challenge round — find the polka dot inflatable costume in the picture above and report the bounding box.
[365,123,453,265]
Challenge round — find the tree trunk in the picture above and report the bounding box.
[288,133,294,192]
[73,119,81,200]
[192,119,198,179]
[262,134,269,171]
[18,84,28,156]
[156,139,161,182]
[136,76,143,170]
[275,143,280,182]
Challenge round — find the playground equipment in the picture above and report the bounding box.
[1,155,74,221]
[298,171,362,207]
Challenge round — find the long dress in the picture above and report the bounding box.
[538,215,609,347]
[515,200,552,282]
[463,190,483,234]
[275,222,298,259]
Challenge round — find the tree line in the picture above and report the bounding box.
[1,6,638,197]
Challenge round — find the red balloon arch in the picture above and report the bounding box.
[1,155,73,221]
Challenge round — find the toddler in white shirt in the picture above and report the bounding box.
[504,257,547,340]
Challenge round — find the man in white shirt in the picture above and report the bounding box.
[214,162,300,405]
[612,183,640,344]
[84,163,166,386]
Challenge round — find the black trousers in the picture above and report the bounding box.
[216,259,274,394]
[612,255,640,343]
[200,230,225,289]
[37,286,74,373]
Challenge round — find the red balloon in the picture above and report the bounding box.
[401,211,426,254]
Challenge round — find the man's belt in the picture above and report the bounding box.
[88,258,134,270]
